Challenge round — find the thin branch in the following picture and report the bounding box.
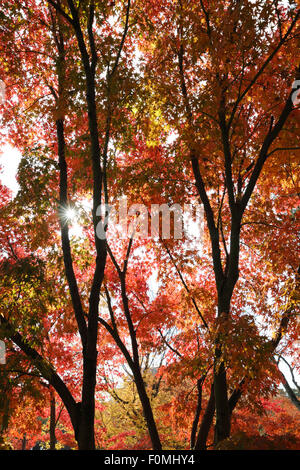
[104,285,117,333]
[6,237,19,261]
[279,355,300,392]
[0,314,79,433]
[229,266,300,416]
[47,0,74,25]
[163,35,224,281]
[55,402,65,427]
[218,106,236,213]
[97,313,134,369]
[241,220,280,229]
[109,0,131,79]
[241,86,296,212]
[163,242,210,331]
[157,328,182,358]
[228,8,300,128]
[199,0,212,41]
[277,365,300,412]
[266,146,300,158]
[87,1,98,74]
[106,242,122,276]
[123,231,135,275]
[23,93,53,113]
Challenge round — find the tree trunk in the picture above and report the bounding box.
[213,296,233,446]
[50,389,56,450]
[77,413,95,450]
[53,18,98,451]
[21,434,26,450]
[132,365,162,450]
[190,377,205,449]
[194,383,215,450]
[278,368,300,412]
[213,360,230,445]
[77,353,98,450]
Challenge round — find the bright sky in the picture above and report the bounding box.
[0,143,21,195]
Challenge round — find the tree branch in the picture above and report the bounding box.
[47,0,74,25]
[241,87,296,213]
[228,8,300,128]
[277,364,300,412]
[0,314,79,434]
[109,0,131,79]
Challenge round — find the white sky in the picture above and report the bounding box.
[0,144,21,195]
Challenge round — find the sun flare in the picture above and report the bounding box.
[64,207,76,221]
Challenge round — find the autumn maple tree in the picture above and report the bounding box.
[0,0,299,451]
[135,0,300,446]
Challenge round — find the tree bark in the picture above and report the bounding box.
[194,383,215,450]
[0,315,81,446]
[50,389,56,450]
[213,360,230,445]
[278,368,300,412]
[132,365,162,450]
[190,377,205,449]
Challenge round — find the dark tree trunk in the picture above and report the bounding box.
[194,383,215,450]
[132,364,162,450]
[190,377,205,449]
[50,390,56,450]
[213,359,230,445]
[278,368,300,412]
